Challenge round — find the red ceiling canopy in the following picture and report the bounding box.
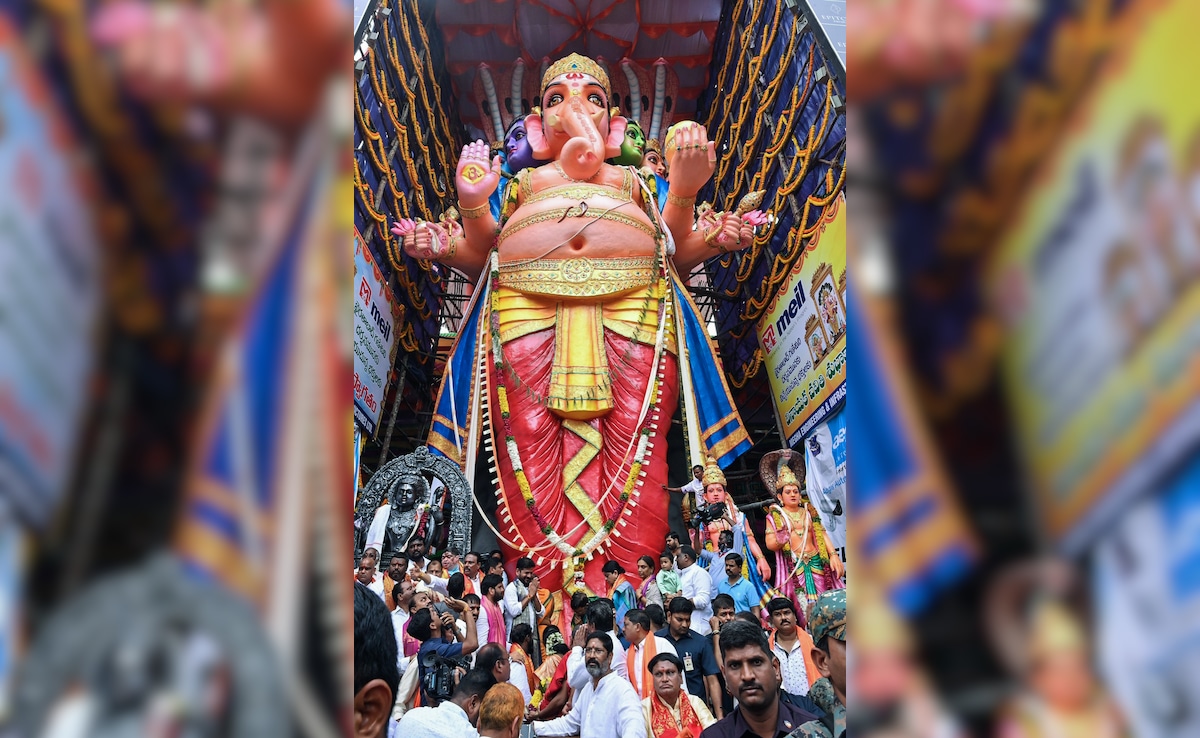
[434,0,724,137]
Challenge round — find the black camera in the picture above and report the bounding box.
[422,651,471,703]
[688,501,727,529]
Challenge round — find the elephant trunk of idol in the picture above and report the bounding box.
[555,95,606,181]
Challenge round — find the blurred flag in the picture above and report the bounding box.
[173,129,352,733]
[848,285,977,614]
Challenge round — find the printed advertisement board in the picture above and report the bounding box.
[353,230,402,435]
[987,0,1200,548]
[0,19,100,526]
[757,195,847,447]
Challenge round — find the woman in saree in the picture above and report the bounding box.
[636,554,663,608]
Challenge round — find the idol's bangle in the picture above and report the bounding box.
[666,191,696,210]
[704,228,727,253]
[443,235,459,259]
[459,202,490,219]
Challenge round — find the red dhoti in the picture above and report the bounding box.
[487,282,678,596]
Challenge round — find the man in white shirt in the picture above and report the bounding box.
[396,666,494,737]
[406,540,429,572]
[502,557,544,651]
[675,546,715,635]
[464,593,490,644]
[390,578,416,673]
[462,551,484,595]
[623,609,683,699]
[566,600,627,690]
[531,632,646,738]
[357,556,386,601]
[766,597,811,696]
[662,464,705,541]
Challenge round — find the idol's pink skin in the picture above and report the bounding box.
[524,73,625,182]
[91,0,345,126]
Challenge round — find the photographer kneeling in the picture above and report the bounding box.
[406,596,478,706]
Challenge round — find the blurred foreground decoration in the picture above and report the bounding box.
[1,0,352,731]
[983,560,1126,738]
[847,283,977,615]
[0,15,103,528]
[985,0,1200,551]
[174,122,353,734]
[15,556,287,738]
[847,0,1034,102]
[1094,453,1200,738]
[851,580,966,738]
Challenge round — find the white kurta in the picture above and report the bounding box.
[566,631,628,691]
[628,635,687,697]
[531,670,646,738]
[677,563,715,635]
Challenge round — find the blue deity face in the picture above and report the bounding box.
[504,120,541,174]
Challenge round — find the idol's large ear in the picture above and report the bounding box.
[524,110,552,159]
[605,115,628,159]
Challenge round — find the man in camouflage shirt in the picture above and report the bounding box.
[787,589,846,738]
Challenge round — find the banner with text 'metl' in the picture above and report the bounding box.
[353,229,401,435]
[756,194,847,447]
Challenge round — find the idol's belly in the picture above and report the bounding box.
[497,197,658,262]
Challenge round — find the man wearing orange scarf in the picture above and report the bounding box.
[624,610,678,699]
[508,623,539,704]
[642,653,715,738]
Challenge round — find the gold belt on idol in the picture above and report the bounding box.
[497,256,657,300]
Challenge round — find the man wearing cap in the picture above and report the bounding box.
[786,590,846,738]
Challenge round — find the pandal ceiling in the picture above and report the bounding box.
[433,0,724,140]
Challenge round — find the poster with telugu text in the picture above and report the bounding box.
[987,0,1200,549]
[353,229,402,436]
[756,195,847,448]
[0,18,100,526]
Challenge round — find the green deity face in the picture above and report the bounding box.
[614,120,646,166]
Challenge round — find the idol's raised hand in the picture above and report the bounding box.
[455,140,503,207]
[667,123,717,196]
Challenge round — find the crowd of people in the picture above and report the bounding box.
[352,530,847,738]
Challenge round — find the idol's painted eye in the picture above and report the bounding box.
[548,93,564,106]
[588,93,603,106]
[512,130,524,140]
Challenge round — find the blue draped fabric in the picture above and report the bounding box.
[427,272,487,467]
[673,278,753,468]
[846,286,975,614]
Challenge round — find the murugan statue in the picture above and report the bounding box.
[698,456,773,585]
[391,53,763,595]
[761,450,845,625]
[987,562,1126,738]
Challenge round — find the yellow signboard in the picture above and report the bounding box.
[987,0,1200,547]
[757,195,847,447]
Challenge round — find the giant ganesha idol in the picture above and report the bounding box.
[392,53,766,596]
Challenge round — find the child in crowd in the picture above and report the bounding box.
[657,552,681,602]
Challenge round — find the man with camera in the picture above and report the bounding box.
[405,596,478,706]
